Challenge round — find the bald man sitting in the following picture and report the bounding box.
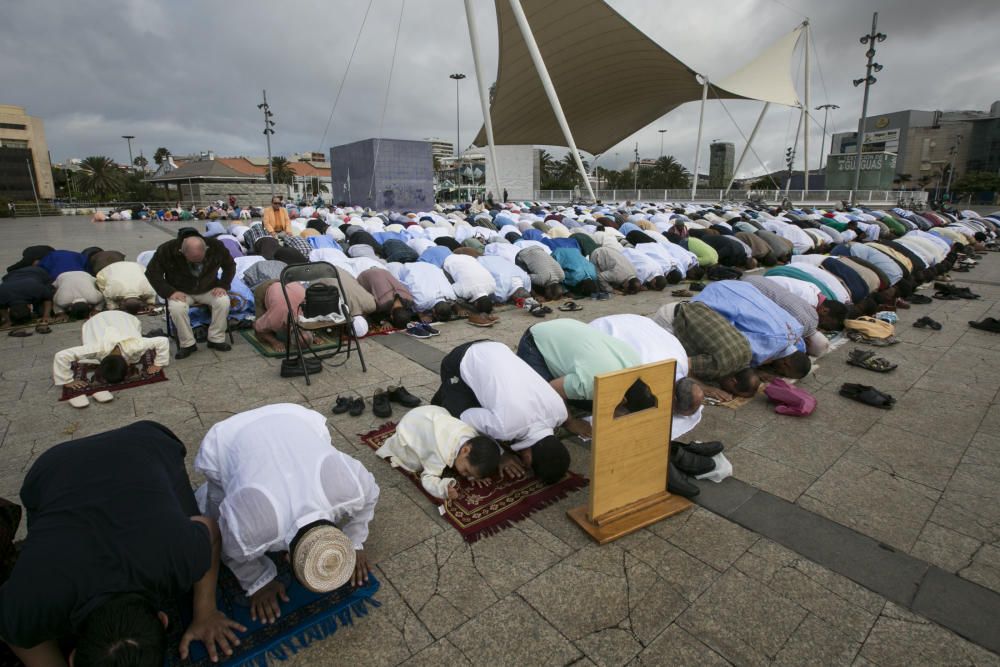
[146,229,236,359]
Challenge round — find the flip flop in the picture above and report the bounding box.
[92,391,114,403]
[671,289,694,298]
[35,324,52,334]
[839,383,896,409]
[846,349,897,372]
[558,301,583,312]
[529,304,548,318]
[7,329,32,337]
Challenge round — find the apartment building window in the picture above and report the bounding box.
[0,123,28,130]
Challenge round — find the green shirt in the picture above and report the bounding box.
[685,237,719,267]
[530,319,641,400]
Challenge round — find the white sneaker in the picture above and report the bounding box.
[93,391,115,403]
[69,395,91,409]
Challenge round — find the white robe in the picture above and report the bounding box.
[375,406,475,499]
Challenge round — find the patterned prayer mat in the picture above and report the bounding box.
[59,349,167,400]
[240,322,399,358]
[360,422,588,543]
[165,556,380,667]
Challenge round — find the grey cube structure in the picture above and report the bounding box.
[330,138,433,210]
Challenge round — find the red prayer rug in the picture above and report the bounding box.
[59,349,168,401]
[360,422,588,543]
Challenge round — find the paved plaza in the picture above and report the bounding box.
[1,216,999,666]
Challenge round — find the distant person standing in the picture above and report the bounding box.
[503,189,509,203]
[7,202,15,219]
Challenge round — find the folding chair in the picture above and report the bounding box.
[279,261,367,385]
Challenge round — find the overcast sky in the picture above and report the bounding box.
[4,0,998,178]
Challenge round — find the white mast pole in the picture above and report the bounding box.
[464,0,503,201]
[508,0,596,201]
[691,77,709,199]
[802,21,811,195]
[725,102,770,197]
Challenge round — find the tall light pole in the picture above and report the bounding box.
[944,134,963,202]
[815,104,840,171]
[851,13,886,202]
[450,73,466,201]
[121,135,135,172]
[658,129,667,159]
[258,90,276,197]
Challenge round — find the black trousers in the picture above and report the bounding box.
[430,341,483,417]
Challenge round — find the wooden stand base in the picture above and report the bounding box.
[568,493,693,545]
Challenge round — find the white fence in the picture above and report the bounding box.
[534,189,930,206]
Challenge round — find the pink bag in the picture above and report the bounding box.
[764,378,817,416]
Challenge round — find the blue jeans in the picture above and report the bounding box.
[516,328,554,382]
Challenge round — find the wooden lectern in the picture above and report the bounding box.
[568,359,693,544]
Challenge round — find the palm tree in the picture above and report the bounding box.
[153,147,171,165]
[556,153,589,186]
[538,151,555,181]
[133,155,149,171]
[647,155,690,189]
[76,156,126,200]
[270,156,296,185]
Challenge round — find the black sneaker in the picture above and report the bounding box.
[348,397,365,417]
[667,461,700,498]
[373,389,393,418]
[331,396,352,415]
[405,323,431,339]
[422,323,441,336]
[679,440,724,457]
[207,341,232,351]
[387,385,421,407]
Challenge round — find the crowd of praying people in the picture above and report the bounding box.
[1,194,997,666]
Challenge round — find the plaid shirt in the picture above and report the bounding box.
[278,233,313,258]
[673,302,751,381]
[242,222,267,251]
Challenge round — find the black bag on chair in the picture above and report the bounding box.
[302,283,343,319]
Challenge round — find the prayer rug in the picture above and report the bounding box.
[165,556,380,667]
[240,323,399,358]
[360,422,588,543]
[59,349,167,401]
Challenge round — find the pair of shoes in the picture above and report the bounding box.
[839,383,895,409]
[670,441,716,476]
[207,341,232,351]
[332,395,366,417]
[406,322,431,339]
[372,385,422,418]
[68,391,116,410]
[913,316,942,331]
[468,313,496,327]
[175,344,198,359]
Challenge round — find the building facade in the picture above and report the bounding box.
[830,102,1000,188]
[330,138,433,210]
[0,104,55,200]
[709,142,735,188]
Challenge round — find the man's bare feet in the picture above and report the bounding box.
[564,415,592,438]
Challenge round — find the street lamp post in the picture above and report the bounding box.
[450,73,466,202]
[851,13,886,202]
[121,135,135,172]
[258,90,276,198]
[944,134,963,202]
[815,104,840,171]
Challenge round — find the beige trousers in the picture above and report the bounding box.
[168,291,229,348]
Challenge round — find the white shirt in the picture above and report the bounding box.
[53,271,104,311]
[635,243,680,273]
[195,404,379,595]
[399,262,456,311]
[233,255,265,280]
[483,242,520,263]
[308,247,349,265]
[458,341,567,451]
[52,311,169,385]
[95,261,156,304]
[443,254,496,302]
[408,238,435,255]
[375,406,477,499]
[588,314,702,438]
[620,248,664,282]
[763,220,813,254]
[764,276,822,307]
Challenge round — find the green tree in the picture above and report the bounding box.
[951,171,1000,195]
[153,147,171,165]
[538,150,555,181]
[646,155,690,189]
[76,156,126,200]
[133,155,149,171]
[270,156,296,185]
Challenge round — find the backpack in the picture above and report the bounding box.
[302,283,345,320]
